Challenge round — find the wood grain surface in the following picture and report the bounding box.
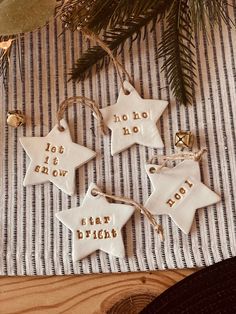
[0,269,196,314]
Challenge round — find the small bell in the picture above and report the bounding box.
[7,110,25,128]
[175,131,194,149]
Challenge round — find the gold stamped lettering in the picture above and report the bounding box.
[166,179,194,209]
[58,146,64,154]
[89,217,94,225]
[104,216,111,224]
[53,157,59,165]
[51,146,56,153]
[35,165,40,173]
[93,230,97,239]
[179,187,186,194]
[133,111,141,120]
[77,230,83,239]
[86,230,91,238]
[45,143,65,154]
[52,170,58,177]
[41,166,49,175]
[123,127,131,135]
[104,230,111,239]
[44,156,49,164]
[122,114,128,121]
[45,143,50,152]
[175,193,181,200]
[114,114,121,123]
[77,228,118,240]
[95,217,102,224]
[167,199,175,207]
[77,216,118,241]
[98,230,103,239]
[111,229,117,238]
[59,169,68,177]
[185,179,193,188]
[133,126,139,133]
[142,112,148,118]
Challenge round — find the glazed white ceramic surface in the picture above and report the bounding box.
[56,183,135,261]
[20,119,96,195]
[145,160,221,234]
[100,81,168,155]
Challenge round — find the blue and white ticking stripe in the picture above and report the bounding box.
[0,3,236,275]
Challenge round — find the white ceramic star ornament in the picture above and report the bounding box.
[99,81,168,155]
[145,159,221,234]
[56,183,135,261]
[20,119,96,195]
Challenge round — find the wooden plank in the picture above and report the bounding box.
[0,269,196,313]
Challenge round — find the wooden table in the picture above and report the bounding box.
[0,269,196,313]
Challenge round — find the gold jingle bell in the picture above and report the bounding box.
[7,110,25,128]
[175,131,194,149]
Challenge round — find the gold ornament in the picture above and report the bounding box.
[175,131,194,149]
[7,110,25,128]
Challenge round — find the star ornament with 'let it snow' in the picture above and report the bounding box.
[20,119,96,196]
[56,183,135,261]
[100,81,168,155]
[145,160,221,234]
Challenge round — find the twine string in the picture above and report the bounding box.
[92,188,164,241]
[57,96,107,134]
[81,28,132,95]
[149,149,207,173]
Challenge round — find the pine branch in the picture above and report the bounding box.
[158,0,196,105]
[61,0,169,33]
[71,1,172,82]
[189,0,231,37]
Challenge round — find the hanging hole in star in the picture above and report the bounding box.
[149,167,156,174]
[58,125,65,132]
[124,89,131,95]
[91,188,99,197]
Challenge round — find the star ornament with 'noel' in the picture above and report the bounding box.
[20,119,96,195]
[100,81,168,155]
[56,183,135,261]
[145,160,221,234]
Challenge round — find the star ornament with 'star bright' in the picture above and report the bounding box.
[20,119,96,195]
[56,183,135,261]
[99,81,168,155]
[145,160,221,234]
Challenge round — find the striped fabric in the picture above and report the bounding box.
[0,4,236,275]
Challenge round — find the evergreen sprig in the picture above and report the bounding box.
[71,6,169,81]
[63,0,232,105]
[158,0,196,105]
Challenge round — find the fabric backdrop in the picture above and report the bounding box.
[1,3,236,275]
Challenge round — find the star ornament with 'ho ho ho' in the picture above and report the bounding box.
[145,160,221,234]
[20,119,96,196]
[56,183,135,261]
[99,81,168,155]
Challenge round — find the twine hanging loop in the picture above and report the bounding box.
[92,188,164,241]
[80,28,132,95]
[57,96,107,135]
[149,148,207,173]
